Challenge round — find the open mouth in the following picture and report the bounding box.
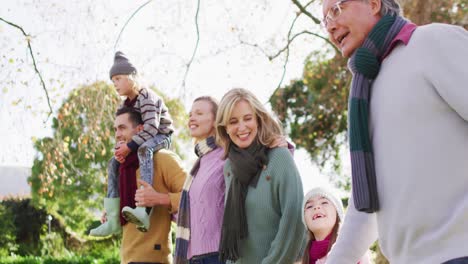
[337,32,349,45]
[312,213,325,220]
[237,132,250,140]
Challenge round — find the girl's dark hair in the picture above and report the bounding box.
[301,217,340,264]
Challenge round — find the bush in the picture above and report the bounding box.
[40,233,68,258]
[1,198,47,256]
[0,204,18,256]
[0,197,120,262]
[0,255,119,264]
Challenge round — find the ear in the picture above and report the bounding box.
[369,0,382,16]
[136,124,144,133]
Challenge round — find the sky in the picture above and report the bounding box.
[0,0,346,192]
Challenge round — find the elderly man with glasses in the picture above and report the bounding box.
[319,0,468,263]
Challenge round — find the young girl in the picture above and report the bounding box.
[302,187,370,264]
[90,51,174,236]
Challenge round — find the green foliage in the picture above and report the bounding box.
[30,82,120,234]
[271,52,350,169]
[0,204,18,257]
[0,255,119,264]
[271,0,467,171]
[40,233,68,258]
[0,195,121,260]
[402,0,468,28]
[29,81,189,236]
[1,198,47,256]
[153,88,190,159]
[431,0,467,26]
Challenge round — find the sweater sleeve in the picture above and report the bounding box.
[326,195,378,264]
[158,151,187,214]
[422,24,468,121]
[261,148,305,264]
[131,89,165,147]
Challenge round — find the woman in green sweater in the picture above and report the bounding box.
[215,88,305,264]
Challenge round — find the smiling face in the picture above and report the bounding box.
[304,195,338,240]
[114,113,143,143]
[322,0,382,57]
[188,99,216,142]
[225,100,258,149]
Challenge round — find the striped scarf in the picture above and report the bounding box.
[174,136,218,264]
[348,15,408,212]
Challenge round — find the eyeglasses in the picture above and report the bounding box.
[322,0,360,28]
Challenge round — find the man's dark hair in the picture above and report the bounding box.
[116,107,143,126]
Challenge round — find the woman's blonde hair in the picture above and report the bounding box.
[215,88,283,158]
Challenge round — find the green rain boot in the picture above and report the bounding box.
[121,206,151,232]
[89,198,122,236]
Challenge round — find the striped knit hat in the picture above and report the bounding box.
[301,187,345,228]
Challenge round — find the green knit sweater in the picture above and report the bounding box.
[224,147,305,264]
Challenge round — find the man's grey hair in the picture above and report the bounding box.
[379,0,402,16]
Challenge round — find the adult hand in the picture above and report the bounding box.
[115,143,131,160]
[135,180,170,207]
[115,155,125,163]
[100,211,107,224]
[114,141,127,163]
[269,135,288,148]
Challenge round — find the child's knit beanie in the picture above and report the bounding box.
[109,51,137,79]
[301,186,345,228]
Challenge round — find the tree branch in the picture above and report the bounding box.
[0,17,53,120]
[114,0,154,51]
[291,0,321,24]
[181,0,201,96]
[234,1,337,92]
[274,1,337,91]
[237,37,270,58]
[274,10,302,91]
[271,30,338,61]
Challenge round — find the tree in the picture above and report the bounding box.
[270,0,467,169]
[29,81,188,235]
[271,51,349,170]
[400,0,467,28]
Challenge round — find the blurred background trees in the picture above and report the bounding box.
[29,82,188,234]
[0,0,465,261]
[270,0,467,170]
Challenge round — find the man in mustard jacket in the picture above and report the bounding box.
[112,107,186,264]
